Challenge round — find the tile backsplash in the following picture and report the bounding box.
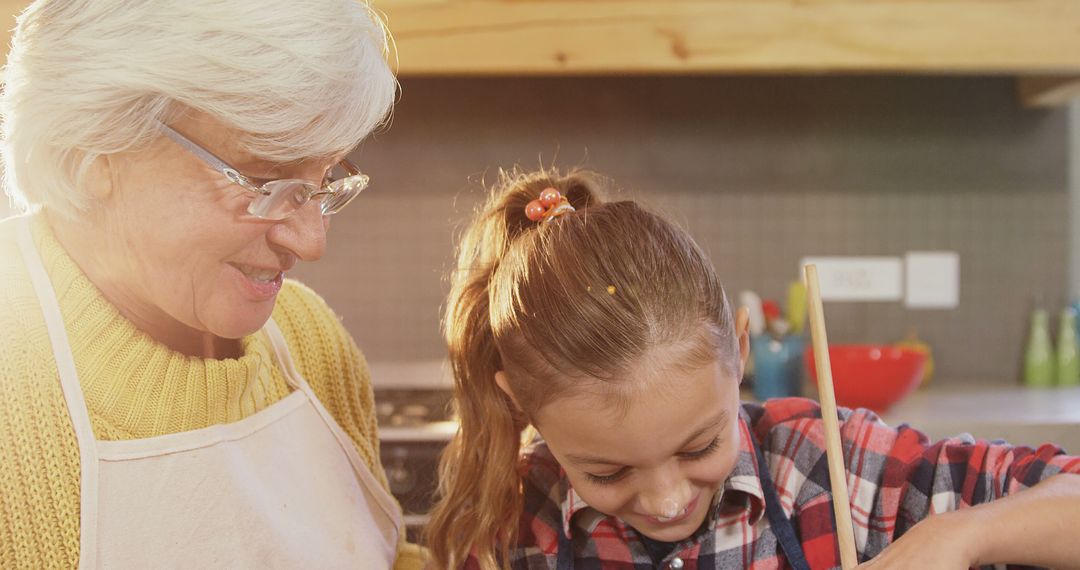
[288,75,1067,385]
[4,75,1061,385]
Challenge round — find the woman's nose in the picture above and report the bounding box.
[272,200,328,262]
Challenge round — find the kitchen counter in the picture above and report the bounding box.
[380,421,457,443]
[881,384,1080,453]
[371,360,1080,454]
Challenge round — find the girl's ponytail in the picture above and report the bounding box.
[426,168,601,569]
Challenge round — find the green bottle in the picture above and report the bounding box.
[1024,309,1055,387]
[1057,308,1080,386]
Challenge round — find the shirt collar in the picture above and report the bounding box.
[560,407,767,539]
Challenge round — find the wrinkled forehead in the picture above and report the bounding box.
[170,109,353,170]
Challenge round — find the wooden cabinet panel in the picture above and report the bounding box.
[377,0,1080,75]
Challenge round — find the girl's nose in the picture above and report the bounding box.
[638,469,694,519]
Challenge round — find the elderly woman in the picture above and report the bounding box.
[0,1,424,568]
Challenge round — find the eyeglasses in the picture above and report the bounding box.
[155,120,370,221]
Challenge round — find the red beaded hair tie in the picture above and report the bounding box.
[525,187,576,223]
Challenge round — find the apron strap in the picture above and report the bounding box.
[16,216,100,570]
[556,519,574,570]
[261,317,403,532]
[261,318,305,391]
[749,428,812,570]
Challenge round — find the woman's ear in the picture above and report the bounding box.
[494,371,524,413]
[82,153,117,201]
[734,306,751,378]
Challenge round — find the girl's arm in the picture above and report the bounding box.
[756,398,1080,568]
[859,473,1080,569]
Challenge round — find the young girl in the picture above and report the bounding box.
[425,168,1080,570]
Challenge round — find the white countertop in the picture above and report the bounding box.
[380,421,457,442]
[881,384,1080,452]
[370,360,452,389]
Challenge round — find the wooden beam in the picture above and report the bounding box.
[0,1,1077,76]
[378,0,1080,75]
[1018,76,1080,108]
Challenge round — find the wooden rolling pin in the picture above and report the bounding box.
[804,264,859,569]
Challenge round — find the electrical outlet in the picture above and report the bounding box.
[905,251,959,309]
[800,256,903,302]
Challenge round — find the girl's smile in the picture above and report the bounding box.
[532,350,745,543]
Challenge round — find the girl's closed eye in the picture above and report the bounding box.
[679,436,722,460]
[584,437,723,486]
[585,467,630,486]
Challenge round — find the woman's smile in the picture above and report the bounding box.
[229,261,288,301]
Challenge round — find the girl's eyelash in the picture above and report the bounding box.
[585,469,629,486]
[584,437,722,486]
[679,437,721,460]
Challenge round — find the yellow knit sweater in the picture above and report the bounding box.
[0,213,425,569]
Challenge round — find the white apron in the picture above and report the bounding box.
[16,217,402,569]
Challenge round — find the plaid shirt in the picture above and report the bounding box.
[473,397,1080,570]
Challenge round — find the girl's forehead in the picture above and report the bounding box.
[539,345,731,420]
[537,360,739,464]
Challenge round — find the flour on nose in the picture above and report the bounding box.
[661,498,680,519]
[655,497,687,522]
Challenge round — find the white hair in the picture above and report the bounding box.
[2,0,397,217]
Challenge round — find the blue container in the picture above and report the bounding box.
[750,335,806,401]
[1072,301,1080,341]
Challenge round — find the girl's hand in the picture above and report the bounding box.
[856,510,978,570]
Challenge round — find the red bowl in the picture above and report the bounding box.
[804,345,927,413]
